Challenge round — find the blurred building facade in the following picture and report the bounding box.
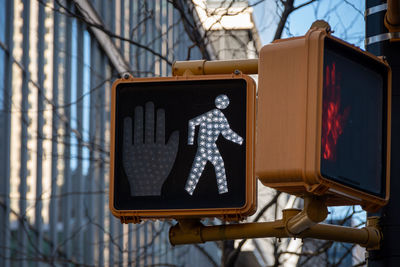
[0,0,260,266]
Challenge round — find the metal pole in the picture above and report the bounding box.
[386,0,400,30]
[172,59,259,76]
[366,0,400,266]
[169,210,381,249]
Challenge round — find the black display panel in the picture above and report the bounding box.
[114,79,248,210]
[321,38,388,197]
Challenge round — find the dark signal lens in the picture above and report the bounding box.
[320,38,386,197]
[114,79,248,210]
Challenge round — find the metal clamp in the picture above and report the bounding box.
[365,32,400,45]
[365,3,387,17]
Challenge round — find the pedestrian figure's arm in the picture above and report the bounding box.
[188,114,204,145]
[221,117,243,145]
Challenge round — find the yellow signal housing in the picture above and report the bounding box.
[110,74,257,223]
[256,28,391,212]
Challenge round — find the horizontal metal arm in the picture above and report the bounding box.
[169,219,286,245]
[172,59,258,76]
[301,222,381,249]
[169,198,382,249]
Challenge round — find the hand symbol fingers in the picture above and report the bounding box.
[156,108,165,144]
[145,102,155,144]
[134,106,144,144]
[123,101,180,196]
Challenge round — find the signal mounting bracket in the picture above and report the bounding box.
[169,196,382,250]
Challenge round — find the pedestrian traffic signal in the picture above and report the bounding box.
[256,28,391,212]
[110,74,256,223]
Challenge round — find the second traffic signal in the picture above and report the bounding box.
[256,28,391,212]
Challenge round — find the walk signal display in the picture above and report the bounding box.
[110,74,256,223]
[256,28,391,211]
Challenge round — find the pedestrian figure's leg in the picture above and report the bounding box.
[212,152,228,194]
[185,153,207,195]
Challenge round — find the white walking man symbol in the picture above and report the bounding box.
[185,94,243,195]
